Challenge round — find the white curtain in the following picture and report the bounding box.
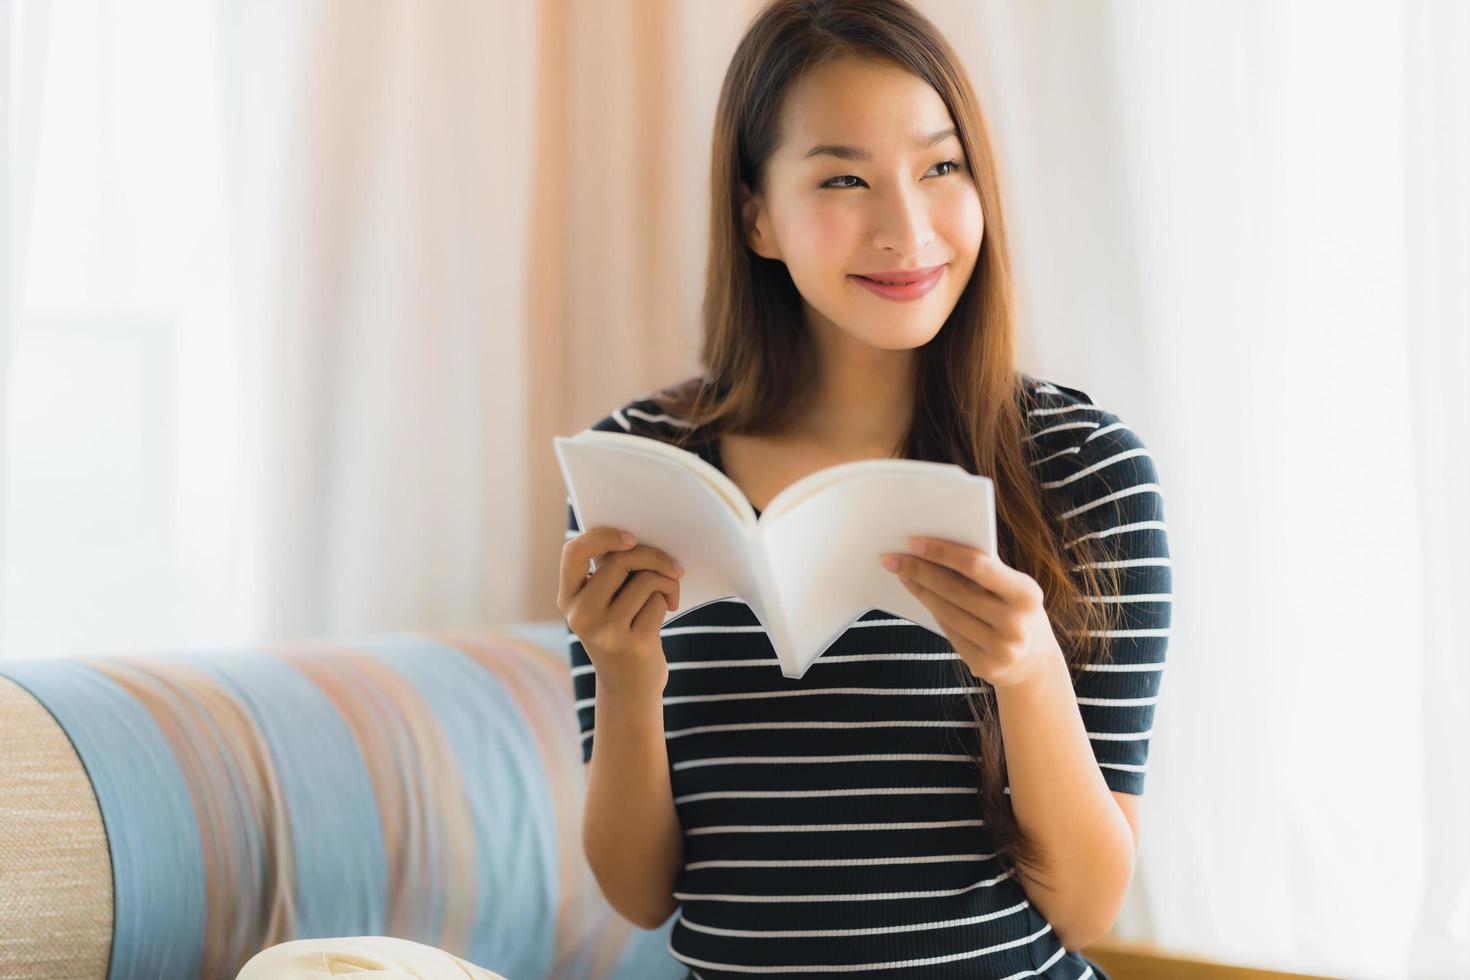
[936,1,1469,976]
[246,0,539,640]
[1402,2,1470,974]
[0,0,539,658]
[0,0,315,657]
[2,2,1466,977]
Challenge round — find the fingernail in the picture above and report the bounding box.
[621,531,636,545]
[910,538,927,555]
[673,560,685,576]
[881,555,900,572]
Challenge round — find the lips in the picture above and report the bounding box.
[851,264,945,285]
[848,264,946,302]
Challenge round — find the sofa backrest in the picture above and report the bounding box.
[0,624,683,980]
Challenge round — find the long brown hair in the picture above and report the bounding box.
[649,0,1124,892]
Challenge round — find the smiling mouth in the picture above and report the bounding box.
[850,264,946,286]
[847,265,947,302]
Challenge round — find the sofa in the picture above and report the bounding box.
[0,623,685,980]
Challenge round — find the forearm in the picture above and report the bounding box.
[993,647,1136,950]
[582,686,684,929]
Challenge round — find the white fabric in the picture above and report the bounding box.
[0,0,537,657]
[236,935,508,980]
[936,1,1469,975]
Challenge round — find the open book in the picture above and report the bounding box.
[552,429,997,679]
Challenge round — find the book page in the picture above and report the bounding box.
[758,465,997,677]
[759,458,914,525]
[553,431,766,624]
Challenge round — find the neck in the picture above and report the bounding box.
[789,305,917,456]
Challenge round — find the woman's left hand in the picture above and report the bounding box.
[881,536,1063,691]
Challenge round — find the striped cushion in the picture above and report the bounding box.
[0,626,684,980]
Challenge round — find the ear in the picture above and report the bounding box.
[740,182,780,261]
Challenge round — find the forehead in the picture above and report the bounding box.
[777,55,953,155]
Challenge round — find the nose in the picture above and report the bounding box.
[870,180,936,256]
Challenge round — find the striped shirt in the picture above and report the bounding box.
[565,373,1171,979]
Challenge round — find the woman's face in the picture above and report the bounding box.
[743,55,984,352]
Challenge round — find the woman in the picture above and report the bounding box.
[241,0,1171,976]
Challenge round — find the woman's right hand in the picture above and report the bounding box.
[557,526,685,699]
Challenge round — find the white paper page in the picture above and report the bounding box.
[760,467,997,678]
[553,434,766,624]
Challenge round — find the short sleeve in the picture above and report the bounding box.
[566,495,598,764]
[1050,412,1172,795]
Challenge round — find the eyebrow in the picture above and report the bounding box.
[803,127,960,162]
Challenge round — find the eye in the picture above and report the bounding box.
[819,159,966,189]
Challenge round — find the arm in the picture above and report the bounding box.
[581,684,684,929]
[565,495,683,929]
[882,410,1169,951]
[995,652,1137,951]
[1000,414,1170,949]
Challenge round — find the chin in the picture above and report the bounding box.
[856,321,945,351]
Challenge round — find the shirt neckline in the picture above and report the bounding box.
[703,433,762,519]
[691,371,1038,523]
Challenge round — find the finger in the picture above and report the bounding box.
[901,574,997,652]
[559,526,637,608]
[631,589,667,633]
[610,543,684,585]
[578,544,683,615]
[610,570,678,629]
[907,537,1020,601]
[622,569,680,614]
[890,555,1006,628]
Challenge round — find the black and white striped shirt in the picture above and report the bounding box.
[565,373,1171,979]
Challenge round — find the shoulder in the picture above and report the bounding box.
[584,375,708,444]
[1019,372,1161,502]
[1019,372,1109,428]
[1021,375,1171,592]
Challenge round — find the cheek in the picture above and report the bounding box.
[781,198,864,267]
[939,185,985,260]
